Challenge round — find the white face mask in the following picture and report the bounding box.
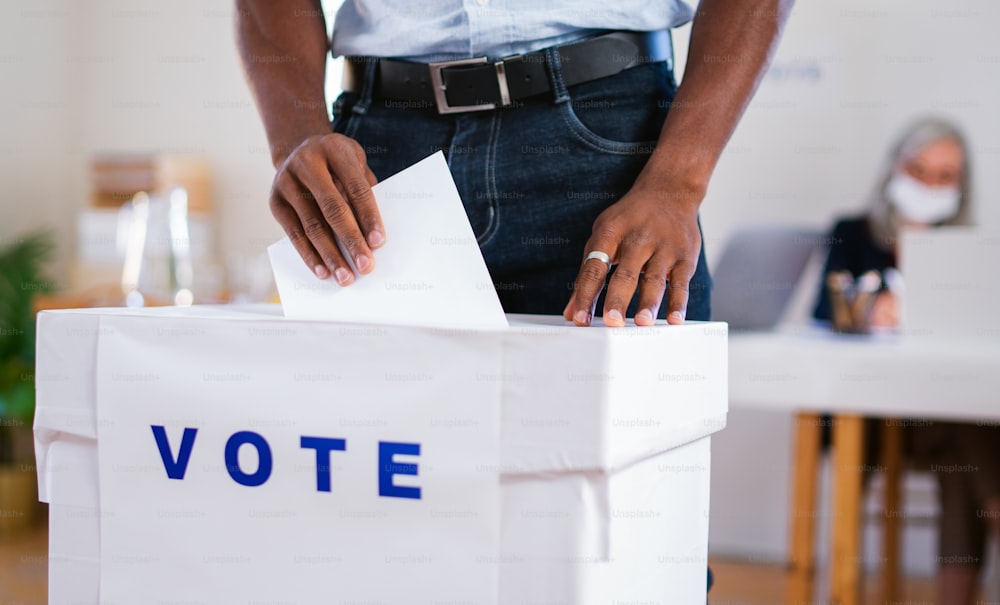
[886,171,961,224]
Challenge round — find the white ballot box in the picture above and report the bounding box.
[34,304,727,605]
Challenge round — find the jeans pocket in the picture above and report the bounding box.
[557,62,674,155]
[558,102,658,154]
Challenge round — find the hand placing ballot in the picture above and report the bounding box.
[241,1,791,327]
[268,153,508,330]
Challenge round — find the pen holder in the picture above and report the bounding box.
[826,270,883,334]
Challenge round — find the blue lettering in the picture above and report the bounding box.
[151,428,424,498]
[378,441,421,500]
[224,431,273,487]
[151,425,197,480]
[300,436,346,492]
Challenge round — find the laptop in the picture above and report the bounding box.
[900,227,999,338]
[711,227,823,331]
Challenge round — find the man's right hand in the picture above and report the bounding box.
[270,133,384,285]
[236,2,382,284]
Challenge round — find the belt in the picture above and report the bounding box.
[342,30,673,115]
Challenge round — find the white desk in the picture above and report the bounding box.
[729,326,1000,605]
[731,326,1000,419]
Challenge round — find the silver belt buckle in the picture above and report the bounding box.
[428,57,507,114]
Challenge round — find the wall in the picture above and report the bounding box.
[1,0,282,281]
[699,0,1000,252]
[0,1,85,279]
[74,0,281,266]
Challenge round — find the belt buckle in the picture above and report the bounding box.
[428,57,498,114]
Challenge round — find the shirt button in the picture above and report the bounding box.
[476,0,489,5]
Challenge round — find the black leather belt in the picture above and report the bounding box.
[342,30,673,114]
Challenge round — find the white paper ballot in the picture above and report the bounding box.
[269,152,508,329]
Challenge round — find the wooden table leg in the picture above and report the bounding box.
[880,419,904,604]
[786,412,822,605]
[830,414,865,605]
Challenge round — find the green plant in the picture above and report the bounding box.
[0,231,55,458]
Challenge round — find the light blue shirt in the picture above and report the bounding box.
[331,0,697,62]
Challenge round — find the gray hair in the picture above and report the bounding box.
[867,117,973,250]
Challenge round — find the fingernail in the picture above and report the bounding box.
[368,230,385,248]
[314,265,330,279]
[636,309,654,324]
[355,255,371,272]
[574,310,591,325]
[334,268,353,285]
[669,310,685,323]
[605,309,624,325]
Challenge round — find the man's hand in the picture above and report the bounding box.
[563,180,703,328]
[563,0,793,327]
[270,134,384,284]
[237,1,386,283]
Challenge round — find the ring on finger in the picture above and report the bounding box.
[584,250,613,270]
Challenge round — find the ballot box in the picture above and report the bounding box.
[34,304,728,604]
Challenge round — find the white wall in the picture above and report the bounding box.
[699,0,1000,256]
[74,0,281,263]
[0,2,85,280]
[0,0,281,280]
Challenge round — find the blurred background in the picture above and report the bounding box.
[2,0,999,602]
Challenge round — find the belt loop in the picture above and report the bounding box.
[352,57,378,116]
[664,29,675,75]
[543,47,571,105]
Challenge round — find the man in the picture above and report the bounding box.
[236,1,793,327]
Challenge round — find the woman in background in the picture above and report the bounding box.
[814,117,972,325]
[814,117,1000,605]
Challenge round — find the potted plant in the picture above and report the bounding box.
[0,231,53,534]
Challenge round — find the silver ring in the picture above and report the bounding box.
[584,250,612,268]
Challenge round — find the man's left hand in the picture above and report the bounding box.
[562,183,704,327]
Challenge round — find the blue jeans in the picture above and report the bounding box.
[333,57,712,320]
